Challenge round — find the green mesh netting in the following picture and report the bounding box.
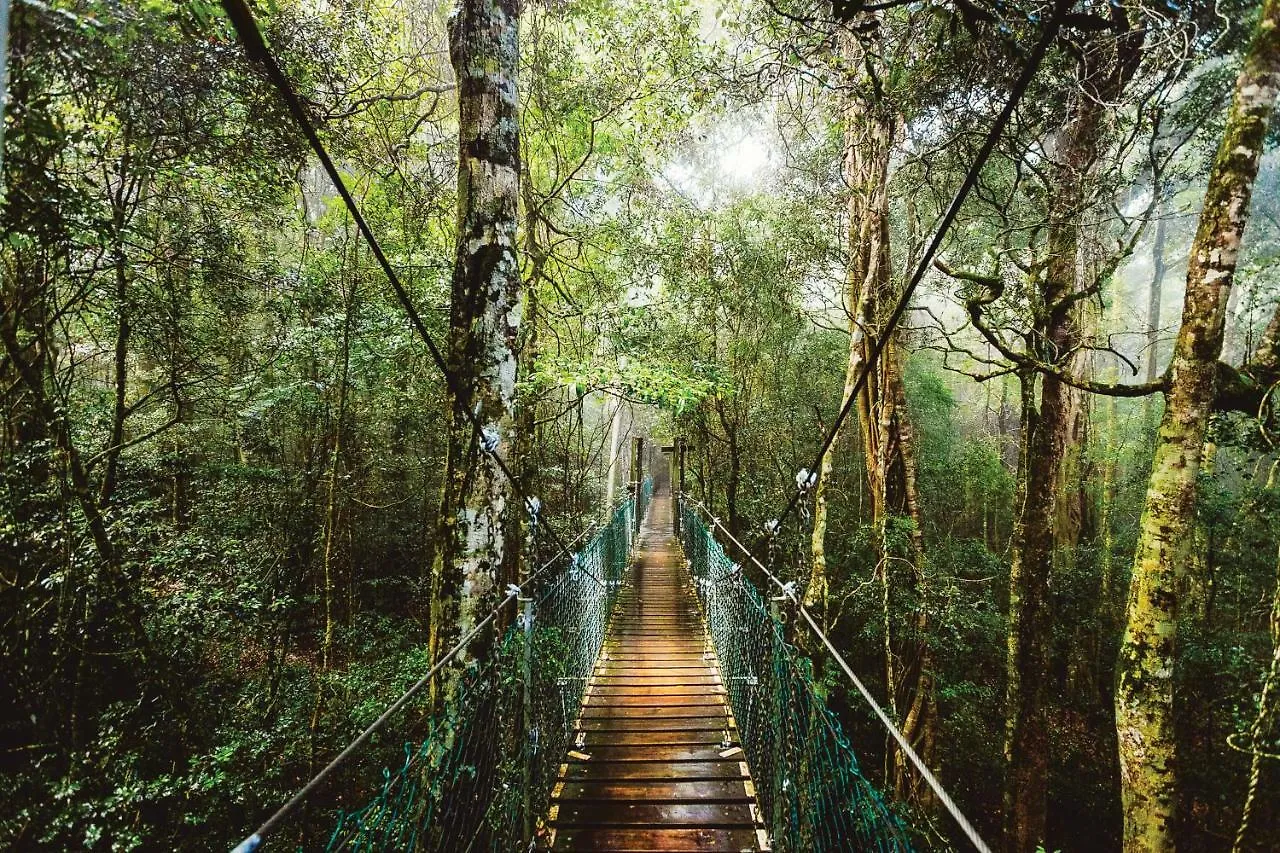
[677,503,913,853]
[325,486,645,852]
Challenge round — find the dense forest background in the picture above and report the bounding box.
[3,0,1280,850]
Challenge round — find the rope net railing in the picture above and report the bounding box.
[677,502,913,853]
[635,475,653,529]
[321,481,650,852]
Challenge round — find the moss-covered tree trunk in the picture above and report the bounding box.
[429,0,523,670]
[1002,102,1095,853]
[514,174,546,582]
[804,31,881,619]
[803,30,938,808]
[1232,499,1280,853]
[1003,16,1146,845]
[1115,3,1280,849]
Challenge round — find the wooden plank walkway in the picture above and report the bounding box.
[545,491,766,852]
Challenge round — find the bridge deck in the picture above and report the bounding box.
[546,492,765,852]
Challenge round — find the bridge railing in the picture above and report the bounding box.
[636,474,653,529]
[319,481,650,851]
[677,500,913,853]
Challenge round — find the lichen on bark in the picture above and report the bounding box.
[1115,3,1280,849]
[429,0,524,680]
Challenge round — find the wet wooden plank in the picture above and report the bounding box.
[547,492,762,851]
[579,717,728,732]
[597,665,712,673]
[551,801,756,826]
[559,760,749,782]
[581,695,727,708]
[581,730,725,747]
[573,745,734,762]
[554,780,753,802]
[550,827,761,851]
[592,675,722,685]
[579,704,728,720]
[589,686,727,699]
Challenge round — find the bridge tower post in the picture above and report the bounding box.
[769,594,788,846]
[630,436,644,533]
[669,438,681,535]
[676,438,687,535]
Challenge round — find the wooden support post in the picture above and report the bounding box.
[768,594,787,845]
[678,438,687,496]
[670,439,681,536]
[631,436,644,533]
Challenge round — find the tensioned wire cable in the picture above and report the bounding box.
[230,500,618,853]
[683,495,989,852]
[217,0,569,557]
[218,0,1068,847]
[681,7,1074,848]
[215,0,604,846]
[772,0,1071,531]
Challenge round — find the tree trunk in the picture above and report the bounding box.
[888,354,936,809]
[1002,129,1093,853]
[1003,363,1055,853]
[815,39,939,808]
[429,0,523,673]
[101,152,133,505]
[806,263,870,618]
[605,395,626,506]
[1116,6,1280,849]
[514,173,546,584]
[308,248,355,785]
[1002,18,1146,838]
[806,32,878,617]
[716,401,742,537]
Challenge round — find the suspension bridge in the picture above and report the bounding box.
[216,0,1071,845]
[232,461,987,853]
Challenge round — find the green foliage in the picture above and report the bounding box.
[4,0,1280,850]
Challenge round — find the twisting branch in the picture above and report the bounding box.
[934,259,1169,398]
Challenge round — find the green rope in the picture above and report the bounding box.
[324,482,648,851]
[678,504,913,853]
[321,484,909,852]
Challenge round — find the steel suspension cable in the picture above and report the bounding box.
[214,1,618,846]
[683,495,991,852]
[724,9,1072,847]
[230,509,609,853]
[218,0,569,557]
[717,7,1069,826]
[773,0,1070,530]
